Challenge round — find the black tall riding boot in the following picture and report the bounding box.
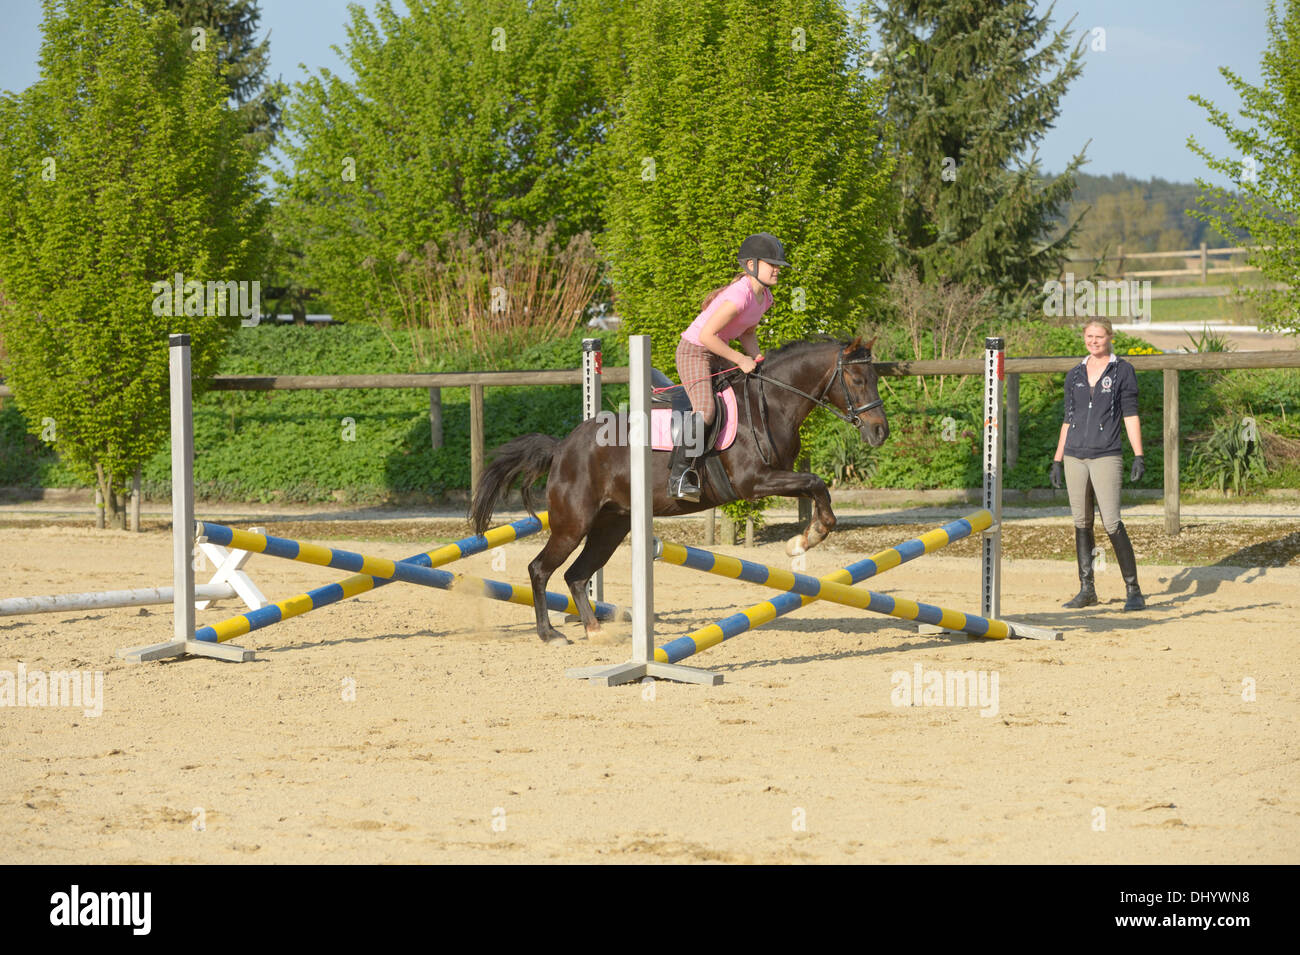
[668,411,703,502]
[1062,526,1098,608]
[1107,521,1145,611]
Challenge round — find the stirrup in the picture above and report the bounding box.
[671,466,701,502]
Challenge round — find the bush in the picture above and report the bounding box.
[3,320,1297,498]
[3,323,623,503]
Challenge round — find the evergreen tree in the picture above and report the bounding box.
[869,0,1087,315]
[0,0,265,524]
[600,0,896,363]
[1188,0,1300,332]
[163,0,286,152]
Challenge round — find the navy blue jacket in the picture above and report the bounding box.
[1063,355,1139,459]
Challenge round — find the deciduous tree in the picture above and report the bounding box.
[0,0,265,524]
[601,0,896,362]
[1188,0,1300,331]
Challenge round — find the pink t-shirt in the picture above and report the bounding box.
[681,275,772,346]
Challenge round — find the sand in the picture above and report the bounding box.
[1,519,1296,864]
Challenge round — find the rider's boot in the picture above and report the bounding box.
[1107,520,1146,611]
[1062,525,1099,608]
[668,411,704,502]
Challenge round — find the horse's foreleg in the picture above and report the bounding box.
[528,533,584,645]
[749,471,836,557]
[563,511,631,635]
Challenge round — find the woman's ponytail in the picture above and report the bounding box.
[698,272,747,312]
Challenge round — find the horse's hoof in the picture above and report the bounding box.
[786,536,807,557]
[543,632,571,646]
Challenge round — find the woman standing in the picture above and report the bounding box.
[669,233,788,501]
[1050,319,1147,610]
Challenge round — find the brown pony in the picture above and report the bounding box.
[470,337,889,644]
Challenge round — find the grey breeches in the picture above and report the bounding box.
[1064,454,1124,534]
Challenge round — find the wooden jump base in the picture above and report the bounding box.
[191,517,623,645]
[653,535,1062,663]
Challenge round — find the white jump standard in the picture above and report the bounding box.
[118,335,256,663]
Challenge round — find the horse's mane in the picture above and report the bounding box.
[762,335,874,366]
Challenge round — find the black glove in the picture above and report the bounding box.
[1050,460,1063,490]
[1130,455,1145,483]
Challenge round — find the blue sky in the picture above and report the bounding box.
[0,0,1275,187]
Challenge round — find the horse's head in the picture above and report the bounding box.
[832,337,889,447]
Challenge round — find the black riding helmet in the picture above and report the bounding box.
[738,233,789,287]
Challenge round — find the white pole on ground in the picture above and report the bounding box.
[582,337,604,604]
[118,335,254,663]
[2,540,267,618]
[1,584,238,616]
[567,336,722,685]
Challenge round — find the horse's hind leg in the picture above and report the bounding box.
[527,530,586,645]
[563,508,631,635]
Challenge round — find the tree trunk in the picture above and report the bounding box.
[94,463,123,530]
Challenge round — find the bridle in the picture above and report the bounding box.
[736,347,883,466]
[750,349,883,428]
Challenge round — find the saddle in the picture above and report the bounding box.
[649,368,738,500]
[649,369,737,451]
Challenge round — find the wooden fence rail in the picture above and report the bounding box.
[1063,242,1275,284]
[3,352,1297,534]
[872,351,1300,534]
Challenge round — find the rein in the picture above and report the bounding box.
[737,349,883,466]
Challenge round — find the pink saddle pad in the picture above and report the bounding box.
[649,387,738,452]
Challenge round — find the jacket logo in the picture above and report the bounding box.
[1101,375,1112,392]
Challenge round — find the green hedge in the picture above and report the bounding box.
[1,324,628,503]
[2,322,1297,500]
[800,322,1299,493]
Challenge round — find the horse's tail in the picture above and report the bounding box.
[469,434,559,536]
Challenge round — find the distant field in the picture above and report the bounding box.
[1142,274,1273,324]
[1149,293,1261,325]
[1059,270,1277,325]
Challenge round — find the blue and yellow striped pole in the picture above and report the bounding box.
[655,511,997,662]
[193,515,619,644]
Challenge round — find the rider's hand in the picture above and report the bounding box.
[737,355,758,375]
[1049,460,1063,490]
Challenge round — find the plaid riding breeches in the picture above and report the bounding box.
[674,338,724,424]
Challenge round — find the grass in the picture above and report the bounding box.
[1131,272,1279,325]
[1147,293,1262,325]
